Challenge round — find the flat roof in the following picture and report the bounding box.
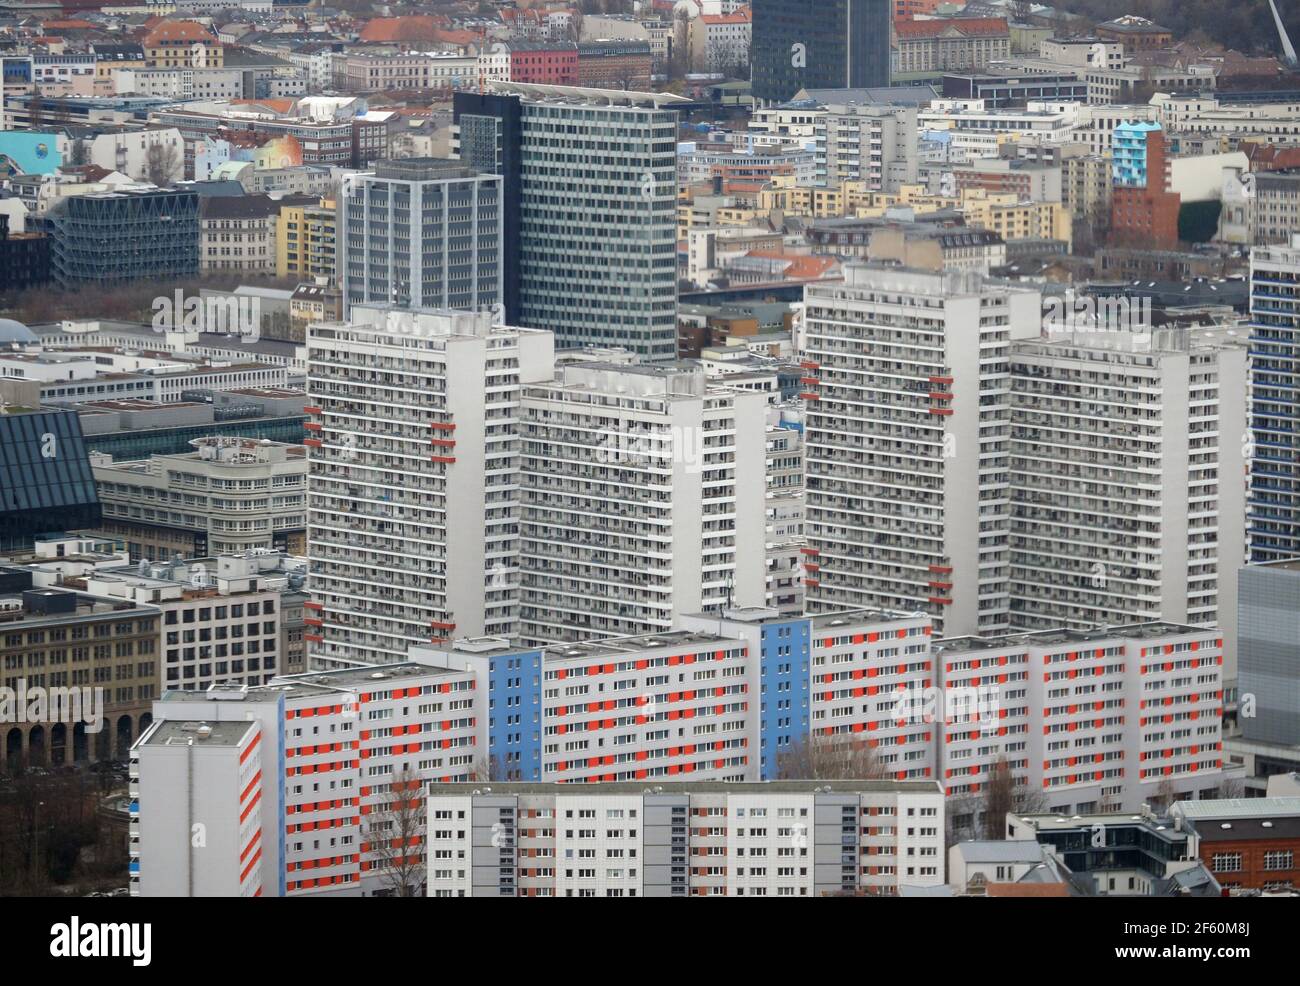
[142,720,256,747]
[427,780,943,795]
[542,629,740,663]
[933,621,1215,654]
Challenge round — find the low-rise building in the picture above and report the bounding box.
[91,437,307,559]
[426,780,947,896]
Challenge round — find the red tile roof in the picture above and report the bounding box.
[894,16,1008,40]
[142,20,217,47]
[357,15,446,43]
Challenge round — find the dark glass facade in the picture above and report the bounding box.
[82,415,307,461]
[751,0,891,105]
[0,214,50,292]
[0,410,102,552]
[454,91,524,323]
[48,187,199,288]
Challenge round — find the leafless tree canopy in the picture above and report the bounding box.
[145,142,180,188]
[776,734,886,780]
[362,768,426,898]
[979,756,1048,840]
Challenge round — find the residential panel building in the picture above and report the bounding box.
[801,265,1042,636]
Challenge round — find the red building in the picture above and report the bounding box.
[1110,124,1181,249]
[508,40,578,86]
[893,0,950,21]
[1174,800,1300,893]
[577,40,653,90]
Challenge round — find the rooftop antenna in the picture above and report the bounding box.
[1270,0,1298,68]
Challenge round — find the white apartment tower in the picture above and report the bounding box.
[305,306,554,667]
[518,361,768,644]
[801,265,1042,637]
[1009,326,1249,669]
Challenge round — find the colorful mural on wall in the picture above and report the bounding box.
[0,131,61,177]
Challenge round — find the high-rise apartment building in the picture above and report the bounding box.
[1248,235,1300,563]
[132,661,487,897]
[426,780,947,896]
[935,622,1229,818]
[131,719,266,897]
[1009,327,1249,670]
[305,307,554,667]
[453,84,684,360]
[339,159,502,318]
[751,0,891,106]
[518,361,767,644]
[801,265,1042,636]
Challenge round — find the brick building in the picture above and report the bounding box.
[1110,121,1180,249]
[577,40,652,90]
[1172,798,1300,893]
[508,40,578,85]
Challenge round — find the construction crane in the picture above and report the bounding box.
[1269,0,1298,68]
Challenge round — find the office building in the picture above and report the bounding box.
[1005,808,1221,897]
[79,555,287,692]
[1171,797,1300,893]
[425,780,946,896]
[1238,561,1300,750]
[0,215,49,291]
[801,265,1042,636]
[0,407,101,554]
[751,0,891,106]
[0,552,160,769]
[1249,236,1300,562]
[339,159,502,317]
[305,307,554,667]
[454,84,683,360]
[518,361,767,644]
[47,186,200,288]
[90,437,307,560]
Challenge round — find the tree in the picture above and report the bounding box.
[1217,777,1246,799]
[362,768,426,897]
[144,141,180,187]
[980,755,1048,839]
[470,754,506,782]
[1153,778,1179,811]
[776,734,886,780]
[68,137,90,167]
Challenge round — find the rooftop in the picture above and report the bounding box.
[427,780,943,796]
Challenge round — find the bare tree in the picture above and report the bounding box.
[776,734,886,780]
[980,755,1047,839]
[470,754,506,782]
[144,141,180,187]
[1152,778,1179,812]
[363,768,426,897]
[68,137,90,167]
[1216,777,1245,799]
